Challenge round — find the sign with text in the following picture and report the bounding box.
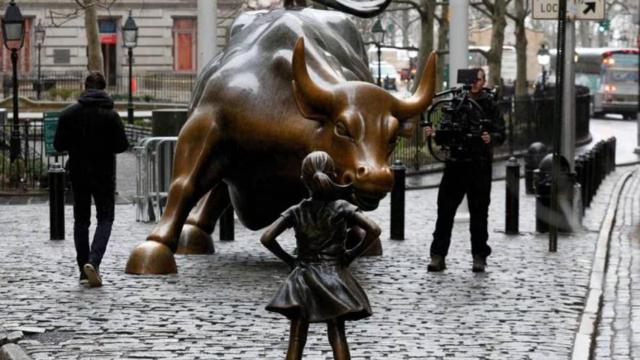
[532,0,605,20]
[43,112,61,156]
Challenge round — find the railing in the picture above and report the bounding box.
[0,89,593,193]
[0,118,66,191]
[0,114,149,192]
[134,137,177,222]
[0,71,196,104]
[390,91,591,172]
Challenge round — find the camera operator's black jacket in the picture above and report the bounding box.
[54,89,129,190]
[450,91,505,162]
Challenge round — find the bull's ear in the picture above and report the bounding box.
[397,117,417,138]
[292,80,328,122]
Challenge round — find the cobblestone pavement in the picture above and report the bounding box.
[593,168,640,359]
[0,162,633,359]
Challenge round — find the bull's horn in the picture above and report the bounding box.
[291,38,334,118]
[391,51,437,119]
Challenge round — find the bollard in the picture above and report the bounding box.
[524,142,547,195]
[574,156,586,215]
[390,160,405,240]
[49,163,65,240]
[505,157,520,234]
[607,137,616,173]
[610,137,616,172]
[219,205,234,241]
[535,154,574,233]
[587,150,596,205]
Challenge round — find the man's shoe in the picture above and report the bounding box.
[472,255,487,273]
[83,263,102,287]
[79,272,89,285]
[427,255,446,272]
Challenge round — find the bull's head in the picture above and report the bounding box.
[291,38,436,210]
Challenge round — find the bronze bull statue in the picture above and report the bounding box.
[125,8,436,274]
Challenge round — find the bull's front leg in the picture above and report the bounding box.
[177,182,231,254]
[126,110,223,274]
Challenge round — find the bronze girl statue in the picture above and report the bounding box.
[261,151,381,360]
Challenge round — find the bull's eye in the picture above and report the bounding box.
[335,122,353,140]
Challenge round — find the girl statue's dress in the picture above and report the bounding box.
[266,199,372,323]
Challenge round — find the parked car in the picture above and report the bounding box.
[369,61,399,91]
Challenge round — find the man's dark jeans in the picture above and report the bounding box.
[430,160,492,258]
[72,182,115,272]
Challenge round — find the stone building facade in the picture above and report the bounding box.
[0,0,247,80]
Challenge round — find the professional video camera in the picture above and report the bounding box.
[421,69,497,162]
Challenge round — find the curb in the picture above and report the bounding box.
[570,169,635,360]
[0,344,31,360]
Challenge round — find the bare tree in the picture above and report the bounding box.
[506,0,528,97]
[392,0,435,91]
[434,3,447,91]
[47,1,119,73]
[471,0,509,87]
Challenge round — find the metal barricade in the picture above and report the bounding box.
[135,136,178,222]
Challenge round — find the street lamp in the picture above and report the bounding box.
[371,19,385,87]
[34,20,46,100]
[2,0,25,163]
[537,44,550,93]
[122,10,138,124]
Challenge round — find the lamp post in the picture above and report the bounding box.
[34,20,45,100]
[122,11,138,124]
[537,44,550,93]
[2,0,25,163]
[371,19,385,87]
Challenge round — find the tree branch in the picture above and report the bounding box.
[392,0,424,17]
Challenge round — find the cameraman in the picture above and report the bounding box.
[425,68,505,272]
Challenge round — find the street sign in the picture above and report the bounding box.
[575,0,604,20]
[43,112,60,156]
[532,0,605,20]
[532,0,559,19]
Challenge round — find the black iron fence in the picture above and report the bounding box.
[0,116,149,192]
[391,91,591,172]
[0,71,196,104]
[0,89,592,192]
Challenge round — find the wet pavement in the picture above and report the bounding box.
[0,118,639,359]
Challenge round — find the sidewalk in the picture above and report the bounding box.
[0,161,635,359]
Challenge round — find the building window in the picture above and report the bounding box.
[0,17,32,73]
[173,18,196,71]
[53,49,71,64]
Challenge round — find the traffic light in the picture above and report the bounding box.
[598,19,610,32]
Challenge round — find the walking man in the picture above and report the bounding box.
[54,72,129,287]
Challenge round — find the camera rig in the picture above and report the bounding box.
[421,85,496,162]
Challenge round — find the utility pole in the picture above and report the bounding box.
[562,12,576,170]
[448,0,469,87]
[197,0,217,74]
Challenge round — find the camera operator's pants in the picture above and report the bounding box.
[430,160,492,258]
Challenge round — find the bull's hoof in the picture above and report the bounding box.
[125,241,177,274]
[176,224,215,254]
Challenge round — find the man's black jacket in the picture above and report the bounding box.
[54,89,129,189]
[448,90,506,162]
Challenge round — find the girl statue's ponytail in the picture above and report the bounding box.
[301,151,353,199]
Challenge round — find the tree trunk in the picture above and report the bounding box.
[402,8,410,47]
[436,4,448,91]
[487,0,506,87]
[84,0,103,73]
[413,0,435,92]
[513,0,527,97]
[578,21,590,47]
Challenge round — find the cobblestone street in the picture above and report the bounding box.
[0,163,634,359]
